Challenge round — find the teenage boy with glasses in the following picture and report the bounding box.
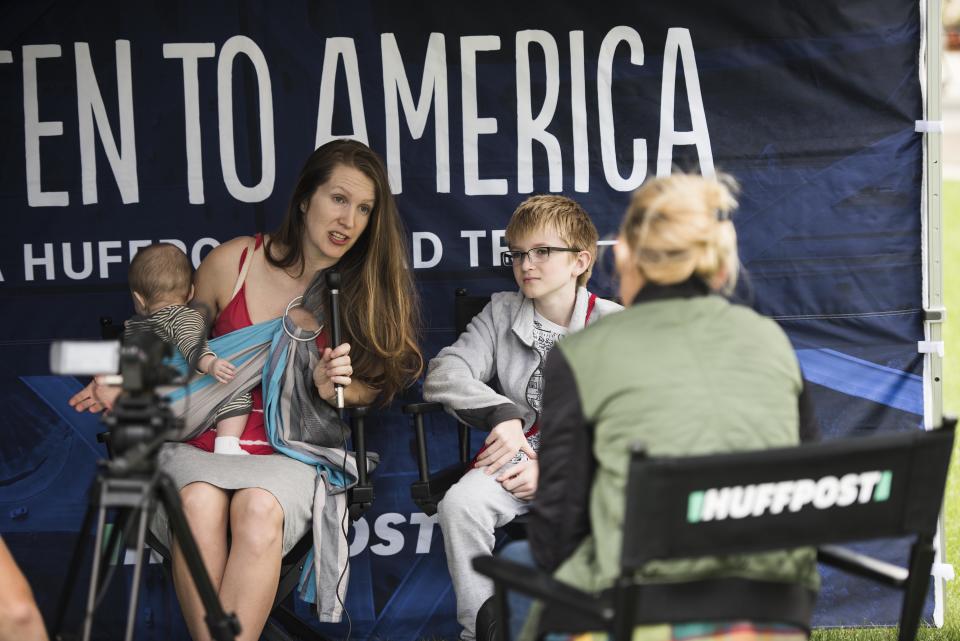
[423,195,621,641]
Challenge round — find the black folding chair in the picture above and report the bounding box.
[474,418,956,641]
[403,289,536,641]
[403,289,491,515]
[95,316,375,641]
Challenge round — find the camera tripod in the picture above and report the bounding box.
[53,394,241,641]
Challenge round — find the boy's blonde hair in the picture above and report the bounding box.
[128,243,193,305]
[505,195,599,288]
[620,173,740,293]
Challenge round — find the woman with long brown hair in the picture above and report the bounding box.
[71,139,422,641]
[265,139,422,406]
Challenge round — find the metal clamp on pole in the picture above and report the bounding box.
[924,306,947,323]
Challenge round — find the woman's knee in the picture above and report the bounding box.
[0,595,44,636]
[230,489,283,553]
[179,483,229,536]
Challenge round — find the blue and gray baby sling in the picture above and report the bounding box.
[162,301,371,622]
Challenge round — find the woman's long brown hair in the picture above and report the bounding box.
[266,139,423,403]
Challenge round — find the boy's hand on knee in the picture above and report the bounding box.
[497,460,539,500]
[476,419,536,475]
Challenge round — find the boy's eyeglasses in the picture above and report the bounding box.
[501,246,581,267]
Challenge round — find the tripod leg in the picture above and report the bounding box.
[156,473,240,641]
[82,499,109,641]
[106,507,134,568]
[123,506,151,641]
[56,479,132,639]
[53,496,97,636]
[91,506,133,606]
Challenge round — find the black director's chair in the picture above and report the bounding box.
[400,289,528,641]
[474,418,956,641]
[403,290,491,515]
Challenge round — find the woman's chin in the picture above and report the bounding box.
[306,239,350,265]
[325,244,351,261]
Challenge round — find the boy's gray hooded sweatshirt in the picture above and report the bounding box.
[423,287,621,431]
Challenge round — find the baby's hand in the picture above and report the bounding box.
[209,358,236,384]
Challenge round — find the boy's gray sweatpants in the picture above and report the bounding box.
[438,463,530,641]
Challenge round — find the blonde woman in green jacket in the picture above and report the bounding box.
[500,173,820,641]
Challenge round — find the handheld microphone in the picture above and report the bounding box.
[324,269,344,411]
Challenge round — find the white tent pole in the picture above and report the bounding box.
[922,0,949,628]
[924,1,945,426]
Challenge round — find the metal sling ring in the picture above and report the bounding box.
[282,295,324,342]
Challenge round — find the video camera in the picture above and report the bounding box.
[50,331,184,459]
[51,330,182,391]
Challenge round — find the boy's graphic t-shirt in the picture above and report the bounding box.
[519,310,568,458]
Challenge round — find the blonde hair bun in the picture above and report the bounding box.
[620,173,740,293]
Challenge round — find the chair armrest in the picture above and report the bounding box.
[458,422,470,464]
[405,403,472,472]
[96,431,115,459]
[350,405,371,418]
[406,406,471,471]
[818,544,908,588]
[402,401,443,414]
[347,407,374,517]
[404,399,473,513]
[471,556,613,621]
[348,407,370,484]
[404,400,443,482]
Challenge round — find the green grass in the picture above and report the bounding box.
[812,182,960,640]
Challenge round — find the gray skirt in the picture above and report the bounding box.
[150,443,316,556]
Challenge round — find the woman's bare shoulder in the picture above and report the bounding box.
[208,236,256,264]
[194,235,256,297]
[196,236,254,275]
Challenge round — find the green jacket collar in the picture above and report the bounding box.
[632,278,710,306]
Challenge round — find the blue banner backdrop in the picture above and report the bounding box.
[0,1,929,639]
